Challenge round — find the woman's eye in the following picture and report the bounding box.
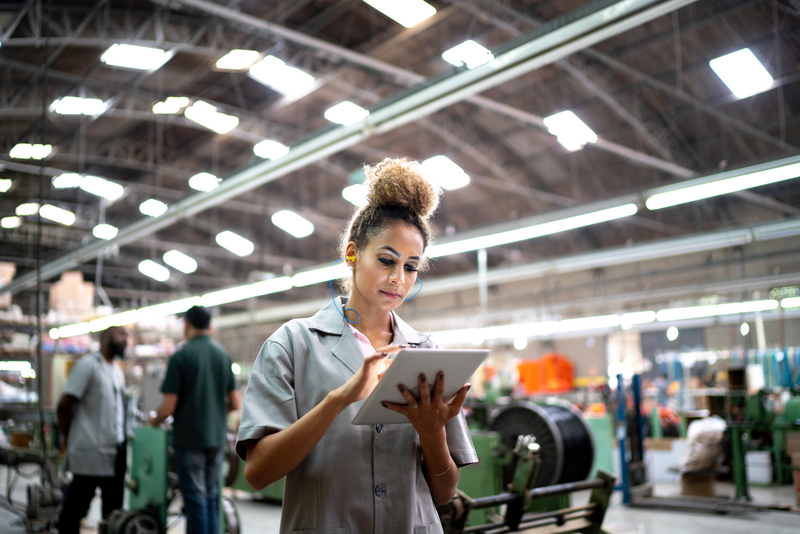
[378,257,393,266]
[405,264,419,272]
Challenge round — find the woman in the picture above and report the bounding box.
[236,158,477,534]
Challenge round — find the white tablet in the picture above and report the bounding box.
[351,348,489,425]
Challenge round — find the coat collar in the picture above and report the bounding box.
[308,296,429,345]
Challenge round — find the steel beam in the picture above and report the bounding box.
[211,215,800,329]
[1,0,698,296]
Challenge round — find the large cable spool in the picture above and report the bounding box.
[489,400,594,487]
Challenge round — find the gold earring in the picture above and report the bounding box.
[346,255,355,263]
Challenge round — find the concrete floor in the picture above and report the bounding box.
[2,464,798,534]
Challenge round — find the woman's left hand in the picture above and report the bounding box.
[383,372,470,438]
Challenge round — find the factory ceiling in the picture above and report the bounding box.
[1,0,800,324]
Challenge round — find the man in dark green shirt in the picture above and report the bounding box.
[150,306,240,534]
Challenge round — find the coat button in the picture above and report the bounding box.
[375,484,386,497]
[375,424,383,433]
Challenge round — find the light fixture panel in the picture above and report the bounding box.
[362,0,436,28]
[271,210,314,238]
[324,101,369,126]
[101,44,170,70]
[709,48,773,99]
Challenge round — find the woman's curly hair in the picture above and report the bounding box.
[338,158,442,293]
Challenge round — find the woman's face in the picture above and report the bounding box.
[348,222,424,312]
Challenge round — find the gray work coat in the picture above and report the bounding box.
[236,297,478,534]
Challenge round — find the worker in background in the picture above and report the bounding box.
[150,305,241,534]
[57,326,129,534]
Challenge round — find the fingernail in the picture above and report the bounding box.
[380,352,388,356]
[398,385,405,392]
[439,373,444,381]
[381,402,388,408]
[420,374,426,383]
[467,384,472,391]
[398,344,408,348]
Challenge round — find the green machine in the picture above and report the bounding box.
[100,426,240,534]
[230,399,616,533]
[729,391,800,500]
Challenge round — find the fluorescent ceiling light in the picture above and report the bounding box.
[50,96,107,116]
[51,322,91,339]
[40,204,75,226]
[421,155,470,190]
[139,297,201,317]
[271,210,314,238]
[152,96,190,115]
[709,48,773,99]
[184,101,239,134]
[163,250,197,274]
[740,322,750,336]
[253,139,290,160]
[656,300,778,322]
[201,277,293,307]
[324,101,369,126]
[189,172,221,192]
[1,216,21,229]
[428,204,638,257]
[138,259,170,282]
[216,49,260,70]
[79,175,124,201]
[140,198,168,217]
[101,43,170,70]
[16,203,39,216]
[342,184,368,207]
[362,0,436,28]
[0,361,32,372]
[646,161,800,211]
[216,231,254,257]
[92,223,118,240]
[0,179,12,192]
[292,264,351,287]
[442,40,494,69]
[543,110,598,151]
[514,337,527,350]
[52,173,82,189]
[621,311,656,329]
[782,297,800,309]
[88,310,141,332]
[10,143,52,160]
[249,55,315,96]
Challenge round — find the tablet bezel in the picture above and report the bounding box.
[351,348,489,425]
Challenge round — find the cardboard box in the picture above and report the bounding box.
[786,431,800,457]
[681,472,715,497]
[0,262,15,309]
[49,271,95,315]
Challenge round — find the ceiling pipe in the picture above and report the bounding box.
[1,0,696,297]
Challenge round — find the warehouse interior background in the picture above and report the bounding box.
[2,0,800,533]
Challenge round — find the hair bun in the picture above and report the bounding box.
[364,158,441,220]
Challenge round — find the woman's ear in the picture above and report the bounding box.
[345,242,357,266]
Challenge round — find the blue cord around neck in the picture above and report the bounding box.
[330,258,360,324]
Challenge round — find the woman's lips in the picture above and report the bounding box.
[380,290,401,299]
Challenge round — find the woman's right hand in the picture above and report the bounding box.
[331,345,400,407]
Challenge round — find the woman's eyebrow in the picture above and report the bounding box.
[378,246,420,261]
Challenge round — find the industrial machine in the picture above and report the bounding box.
[617,373,800,515]
[101,426,241,534]
[0,405,63,533]
[727,387,800,500]
[229,398,613,533]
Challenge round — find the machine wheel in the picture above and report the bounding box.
[490,400,594,488]
[222,497,240,534]
[106,510,161,534]
[122,513,160,534]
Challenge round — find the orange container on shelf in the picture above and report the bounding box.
[541,352,574,393]
[517,359,542,394]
